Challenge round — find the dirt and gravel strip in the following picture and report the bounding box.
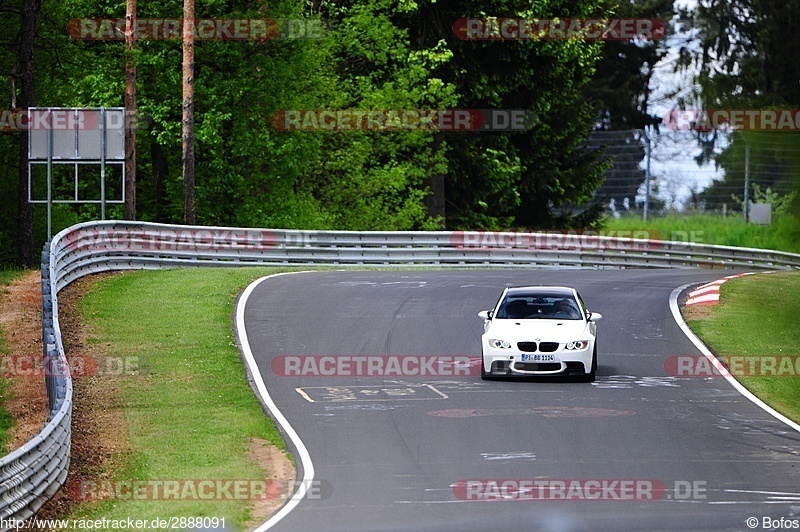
[0,273,132,522]
[0,271,49,450]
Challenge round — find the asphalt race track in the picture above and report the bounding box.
[240,270,800,531]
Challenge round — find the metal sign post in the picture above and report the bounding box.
[101,108,106,220]
[28,107,125,238]
[47,114,53,239]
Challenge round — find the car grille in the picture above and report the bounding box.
[515,362,561,372]
[539,342,559,352]
[517,342,537,352]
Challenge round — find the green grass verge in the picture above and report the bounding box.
[686,271,800,423]
[0,269,25,452]
[604,214,800,254]
[0,270,23,287]
[70,267,310,529]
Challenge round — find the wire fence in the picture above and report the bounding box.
[587,129,800,219]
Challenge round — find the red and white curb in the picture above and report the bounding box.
[684,272,757,306]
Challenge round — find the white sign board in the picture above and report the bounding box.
[749,202,772,225]
[29,108,124,160]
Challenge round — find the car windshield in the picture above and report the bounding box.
[495,294,582,320]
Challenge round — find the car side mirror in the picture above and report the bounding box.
[588,312,602,322]
[478,310,492,320]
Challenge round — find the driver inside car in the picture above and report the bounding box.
[551,298,580,319]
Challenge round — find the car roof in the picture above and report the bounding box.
[505,286,576,297]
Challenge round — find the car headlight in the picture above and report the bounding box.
[488,339,512,349]
[565,340,589,350]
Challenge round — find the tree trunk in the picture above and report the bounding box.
[151,141,167,220]
[182,0,196,224]
[124,0,137,220]
[423,174,446,224]
[423,132,446,227]
[16,0,41,265]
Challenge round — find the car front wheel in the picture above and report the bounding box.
[481,354,490,380]
[586,345,597,382]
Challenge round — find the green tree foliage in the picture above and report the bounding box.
[0,0,620,263]
[584,0,672,213]
[588,0,671,131]
[677,0,800,214]
[409,0,612,229]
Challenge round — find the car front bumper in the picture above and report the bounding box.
[482,344,593,376]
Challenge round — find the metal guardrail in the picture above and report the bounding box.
[50,221,800,277]
[0,245,71,527]
[1,219,798,526]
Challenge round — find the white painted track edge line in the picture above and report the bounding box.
[235,271,316,531]
[669,282,800,434]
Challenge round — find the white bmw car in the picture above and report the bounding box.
[478,286,601,381]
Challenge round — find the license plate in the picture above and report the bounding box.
[521,353,557,362]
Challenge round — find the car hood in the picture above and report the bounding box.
[486,319,589,342]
